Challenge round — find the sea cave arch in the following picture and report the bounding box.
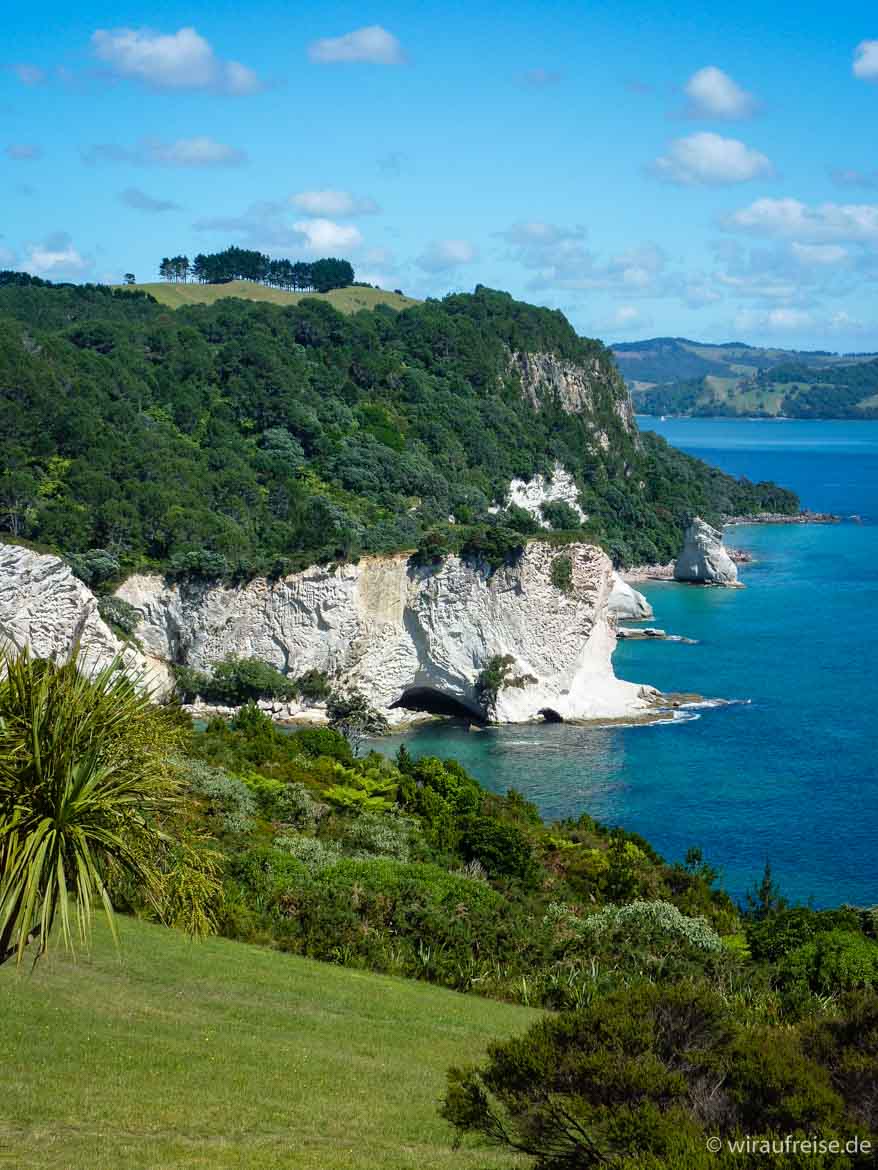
[390,686,485,722]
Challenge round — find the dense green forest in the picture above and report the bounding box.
[0,277,796,578]
[617,336,878,418]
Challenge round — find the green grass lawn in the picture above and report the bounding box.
[114,280,418,313]
[0,917,536,1170]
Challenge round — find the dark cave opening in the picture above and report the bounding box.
[391,686,485,721]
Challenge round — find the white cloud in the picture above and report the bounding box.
[725,198,878,242]
[5,144,42,161]
[653,132,773,185]
[498,221,591,279]
[292,218,363,253]
[790,242,849,266]
[290,189,379,217]
[25,233,90,277]
[13,64,46,85]
[91,26,261,94]
[416,239,478,272]
[119,186,181,213]
[0,245,19,267]
[683,66,757,119]
[308,26,406,66]
[853,40,878,81]
[83,137,246,167]
[734,307,814,333]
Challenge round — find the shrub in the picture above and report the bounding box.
[173,757,257,834]
[579,900,723,954]
[550,553,573,592]
[68,548,120,589]
[459,814,537,886]
[274,834,342,871]
[779,930,878,994]
[290,726,352,762]
[97,595,140,637]
[442,981,850,1169]
[540,500,582,530]
[343,811,414,861]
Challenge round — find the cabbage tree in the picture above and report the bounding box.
[0,648,214,966]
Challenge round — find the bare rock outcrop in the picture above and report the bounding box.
[674,519,739,586]
[0,543,172,691]
[116,541,658,725]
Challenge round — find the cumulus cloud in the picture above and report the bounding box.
[118,186,181,213]
[498,221,591,280]
[853,40,878,81]
[5,144,42,161]
[12,64,46,85]
[91,26,261,93]
[83,137,246,167]
[416,239,478,272]
[734,307,815,333]
[518,68,562,87]
[290,189,380,217]
[682,66,757,119]
[308,26,406,65]
[724,198,878,242]
[652,132,773,185]
[24,232,90,277]
[292,218,364,252]
[789,242,849,266]
[194,201,303,250]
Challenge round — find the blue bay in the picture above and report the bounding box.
[376,419,878,907]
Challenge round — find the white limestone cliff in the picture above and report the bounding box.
[0,543,172,692]
[674,518,739,586]
[115,540,658,725]
[607,571,654,620]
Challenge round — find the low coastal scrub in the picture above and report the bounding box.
[3,651,876,1167]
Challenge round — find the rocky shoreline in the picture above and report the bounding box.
[724,509,839,525]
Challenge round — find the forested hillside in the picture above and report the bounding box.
[614,336,878,418]
[0,278,796,579]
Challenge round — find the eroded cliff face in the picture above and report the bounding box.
[508,350,638,442]
[116,541,657,724]
[0,543,172,691]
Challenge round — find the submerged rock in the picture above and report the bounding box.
[674,518,739,587]
[607,571,654,620]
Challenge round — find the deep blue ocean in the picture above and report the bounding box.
[375,420,878,908]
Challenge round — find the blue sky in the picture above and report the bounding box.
[4,0,878,349]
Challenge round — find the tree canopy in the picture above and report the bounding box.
[0,279,797,578]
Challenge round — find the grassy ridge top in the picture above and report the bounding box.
[0,914,536,1170]
[115,279,419,313]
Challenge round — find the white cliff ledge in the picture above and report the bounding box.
[113,541,658,725]
[0,540,660,725]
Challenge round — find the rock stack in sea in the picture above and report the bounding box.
[674,518,740,586]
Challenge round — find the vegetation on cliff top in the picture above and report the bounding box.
[0,276,796,579]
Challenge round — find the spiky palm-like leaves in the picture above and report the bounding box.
[0,648,213,965]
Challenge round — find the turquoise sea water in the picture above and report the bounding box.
[375,420,878,907]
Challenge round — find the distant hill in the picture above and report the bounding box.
[114,279,418,313]
[613,337,878,418]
